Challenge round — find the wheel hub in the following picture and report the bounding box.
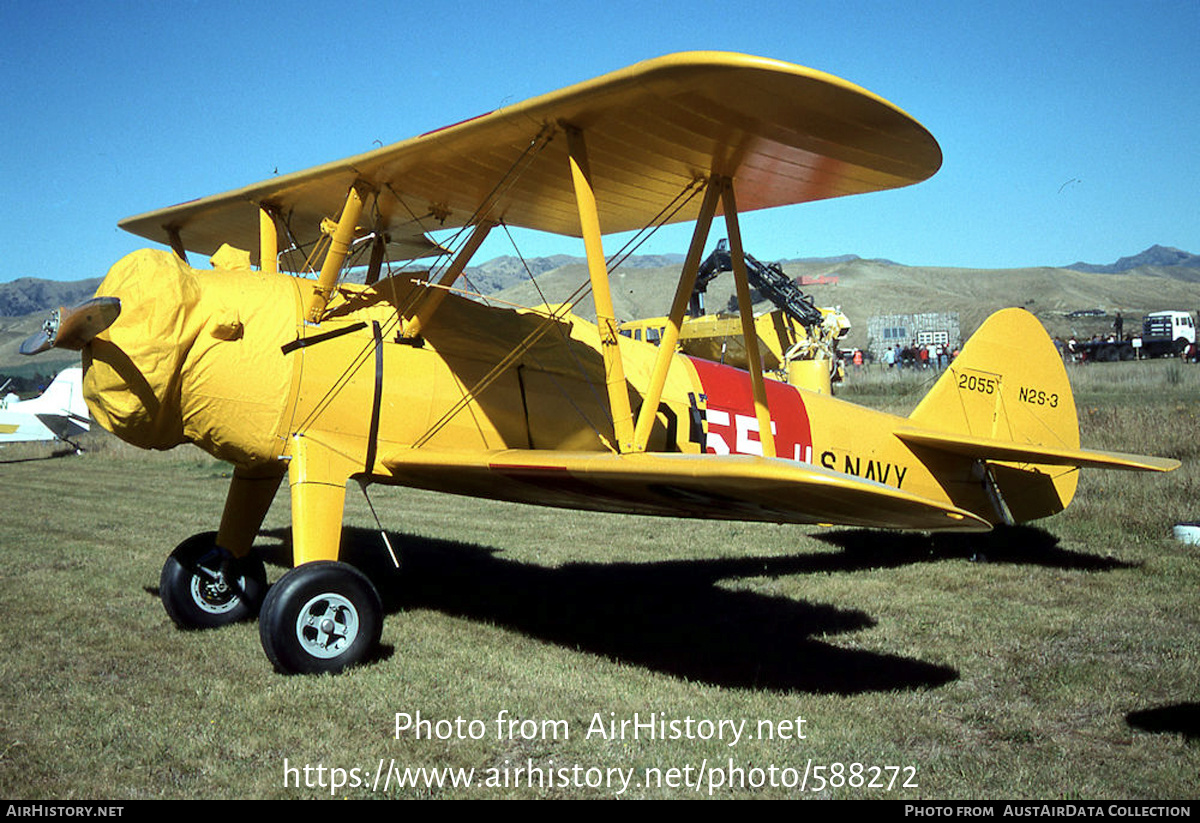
[190,562,239,614]
[296,594,360,658]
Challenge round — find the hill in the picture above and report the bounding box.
[0,276,103,317]
[0,278,105,381]
[3,247,1199,373]
[489,255,1200,349]
[461,253,684,294]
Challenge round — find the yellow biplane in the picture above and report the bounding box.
[24,52,1178,674]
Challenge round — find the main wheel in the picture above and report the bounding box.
[160,532,267,629]
[258,561,383,675]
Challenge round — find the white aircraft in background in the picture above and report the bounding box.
[0,367,91,452]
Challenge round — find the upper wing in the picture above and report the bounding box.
[381,448,989,533]
[118,51,941,267]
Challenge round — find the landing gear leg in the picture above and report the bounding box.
[258,435,384,674]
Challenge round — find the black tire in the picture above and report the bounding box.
[160,532,267,629]
[258,562,383,675]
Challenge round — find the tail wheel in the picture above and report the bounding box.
[160,532,267,629]
[259,561,383,675]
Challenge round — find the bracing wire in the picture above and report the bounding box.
[290,127,556,437]
[411,176,709,447]
[290,131,701,452]
[605,177,706,271]
[498,221,610,441]
[357,479,400,569]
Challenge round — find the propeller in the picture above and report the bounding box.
[20,297,121,355]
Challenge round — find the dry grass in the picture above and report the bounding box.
[0,359,1197,799]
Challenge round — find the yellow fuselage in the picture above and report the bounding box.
[82,250,1074,563]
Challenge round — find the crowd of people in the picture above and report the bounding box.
[846,343,958,371]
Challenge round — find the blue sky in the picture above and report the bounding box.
[2,0,1197,282]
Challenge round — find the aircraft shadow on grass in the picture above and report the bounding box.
[0,447,84,465]
[245,526,948,694]
[139,522,1138,692]
[812,524,1138,572]
[1126,704,1200,743]
[231,523,1128,694]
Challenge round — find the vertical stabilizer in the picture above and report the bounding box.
[906,308,1079,522]
[28,367,88,420]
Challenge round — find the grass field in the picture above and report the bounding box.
[1,359,1198,800]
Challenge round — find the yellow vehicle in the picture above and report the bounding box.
[23,52,1176,675]
[621,304,850,394]
[621,238,850,394]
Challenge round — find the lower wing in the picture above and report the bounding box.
[380,449,991,532]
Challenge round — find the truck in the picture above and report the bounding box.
[1072,310,1196,361]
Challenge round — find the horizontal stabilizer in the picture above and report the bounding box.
[894,427,1180,472]
[381,448,991,532]
[35,413,88,441]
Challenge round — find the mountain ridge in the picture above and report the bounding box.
[4,245,1194,316]
[3,246,1198,367]
[0,276,104,317]
[1066,244,1200,274]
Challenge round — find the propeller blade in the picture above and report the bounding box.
[19,297,121,355]
[19,328,53,356]
[55,297,121,350]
